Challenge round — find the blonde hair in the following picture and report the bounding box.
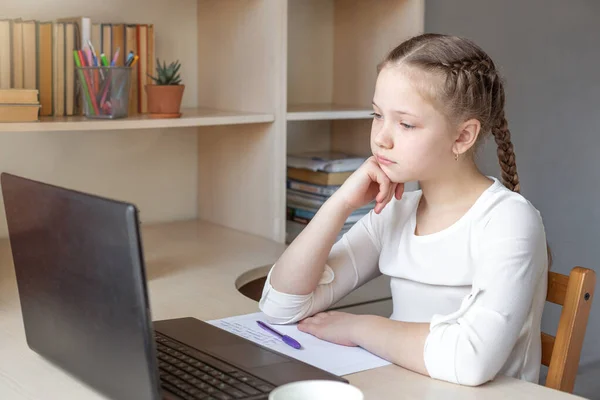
[378,33,520,192]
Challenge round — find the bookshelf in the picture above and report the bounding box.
[0,0,424,253]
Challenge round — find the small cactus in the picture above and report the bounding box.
[148,58,182,85]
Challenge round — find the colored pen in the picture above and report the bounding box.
[83,47,97,93]
[128,55,139,67]
[84,48,94,69]
[87,40,99,66]
[125,51,134,66]
[74,50,98,115]
[111,47,120,66]
[100,53,109,67]
[257,321,302,349]
[87,41,104,80]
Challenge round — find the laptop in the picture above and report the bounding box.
[0,173,346,400]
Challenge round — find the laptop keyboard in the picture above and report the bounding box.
[155,333,275,400]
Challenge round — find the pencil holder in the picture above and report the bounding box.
[76,66,132,119]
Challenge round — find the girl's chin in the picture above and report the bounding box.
[379,166,410,183]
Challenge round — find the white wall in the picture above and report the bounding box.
[425,0,600,397]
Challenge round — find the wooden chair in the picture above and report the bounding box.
[542,267,596,393]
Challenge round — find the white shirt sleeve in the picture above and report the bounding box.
[423,199,548,386]
[258,210,384,324]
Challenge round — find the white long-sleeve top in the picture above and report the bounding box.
[259,177,549,386]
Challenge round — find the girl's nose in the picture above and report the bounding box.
[374,125,393,149]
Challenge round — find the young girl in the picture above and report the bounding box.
[259,34,548,387]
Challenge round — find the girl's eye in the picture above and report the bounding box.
[370,112,382,120]
[400,122,415,129]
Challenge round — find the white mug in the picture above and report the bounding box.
[268,380,364,400]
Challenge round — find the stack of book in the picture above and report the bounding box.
[285,151,374,244]
[0,88,40,122]
[0,17,154,117]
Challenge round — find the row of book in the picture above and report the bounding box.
[285,152,374,244]
[0,17,155,118]
[0,88,40,122]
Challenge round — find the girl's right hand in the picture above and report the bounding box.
[332,156,404,214]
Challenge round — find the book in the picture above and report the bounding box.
[11,19,23,89]
[64,22,75,115]
[22,20,37,91]
[37,21,53,116]
[287,151,367,173]
[286,188,329,209]
[91,23,101,53]
[286,179,340,196]
[111,24,125,66]
[0,103,40,122]
[287,205,369,225]
[0,19,11,89]
[53,22,65,116]
[287,167,352,186]
[0,88,38,104]
[147,24,155,99]
[101,23,112,60]
[136,24,148,113]
[57,16,91,116]
[125,24,138,115]
[56,16,91,49]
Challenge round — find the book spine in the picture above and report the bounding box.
[286,180,339,196]
[287,206,366,225]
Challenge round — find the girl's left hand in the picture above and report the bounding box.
[297,311,359,347]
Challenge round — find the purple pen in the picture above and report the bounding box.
[257,320,302,349]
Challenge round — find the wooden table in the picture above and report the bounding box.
[0,219,587,400]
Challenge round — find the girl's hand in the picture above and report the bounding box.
[333,156,404,214]
[297,311,360,347]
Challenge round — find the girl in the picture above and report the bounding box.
[259,34,549,387]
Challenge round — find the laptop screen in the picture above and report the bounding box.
[1,173,161,400]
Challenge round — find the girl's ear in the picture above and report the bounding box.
[453,118,481,156]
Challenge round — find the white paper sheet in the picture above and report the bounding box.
[207,312,391,376]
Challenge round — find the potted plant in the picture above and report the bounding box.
[146,58,184,118]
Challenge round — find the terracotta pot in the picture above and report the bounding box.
[145,84,185,118]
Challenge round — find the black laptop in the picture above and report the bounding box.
[0,173,345,400]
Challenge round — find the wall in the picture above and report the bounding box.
[425,0,600,397]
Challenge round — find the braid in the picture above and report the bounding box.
[441,57,521,193]
[492,114,520,192]
[441,58,493,75]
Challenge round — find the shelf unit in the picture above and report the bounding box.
[0,0,424,247]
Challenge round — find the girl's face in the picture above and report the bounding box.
[370,66,456,183]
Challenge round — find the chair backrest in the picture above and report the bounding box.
[542,267,596,393]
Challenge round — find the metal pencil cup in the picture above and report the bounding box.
[76,66,132,119]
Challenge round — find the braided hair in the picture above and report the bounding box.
[377,34,520,192]
[378,34,553,266]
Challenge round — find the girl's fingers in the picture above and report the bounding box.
[371,169,390,205]
[366,164,393,213]
[395,182,405,199]
[385,183,396,206]
[378,183,393,212]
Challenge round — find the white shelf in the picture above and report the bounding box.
[0,108,275,132]
[287,103,373,121]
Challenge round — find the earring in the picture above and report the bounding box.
[454,152,459,161]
